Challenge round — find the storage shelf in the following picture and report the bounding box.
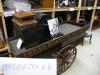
[0,0,99,57]
[31,7,99,12]
[54,7,79,11]
[0,0,100,30]
[31,8,54,12]
[80,7,95,10]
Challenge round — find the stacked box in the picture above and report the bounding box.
[12,11,38,29]
[12,11,51,49]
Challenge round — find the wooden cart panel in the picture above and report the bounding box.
[10,23,86,57]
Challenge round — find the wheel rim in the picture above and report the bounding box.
[57,45,77,74]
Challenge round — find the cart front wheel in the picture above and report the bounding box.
[57,45,77,75]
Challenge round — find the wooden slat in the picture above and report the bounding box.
[76,0,82,23]
[89,0,98,31]
[0,0,3,14]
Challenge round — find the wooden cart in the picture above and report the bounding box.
[9,22,86,75]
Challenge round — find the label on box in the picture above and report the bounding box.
[69,8,75,11]
[88,7,92,10]
[97,7,100,9]
[17,38,22,49]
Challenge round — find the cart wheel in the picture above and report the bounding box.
[56,45,77,75]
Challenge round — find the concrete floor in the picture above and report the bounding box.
[62,28,100,75]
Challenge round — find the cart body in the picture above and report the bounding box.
[10,22,87,74]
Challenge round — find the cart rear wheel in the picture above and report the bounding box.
[57,45,77,75]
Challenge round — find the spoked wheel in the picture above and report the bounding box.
[56,45,77,75]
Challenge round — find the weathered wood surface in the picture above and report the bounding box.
[10,23,86,57]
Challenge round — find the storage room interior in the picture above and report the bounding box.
[0,0,100,75]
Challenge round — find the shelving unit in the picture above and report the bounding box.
[29,0,100,30]
[1,0,99,29]
[0,0,100,56]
